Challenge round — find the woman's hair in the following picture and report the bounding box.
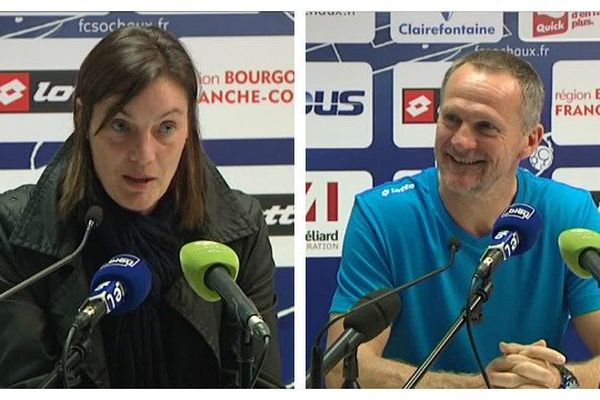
[441,49,545,132]
[59,26,206,230]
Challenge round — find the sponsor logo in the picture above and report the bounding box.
[0,73,29,112]
[0,70,76,113]
[199,69,294,105]
[305,90,365,116]
[306,181,338,222]
[306,180,341,252]
[305,171,372,257]
[528,132,554,176]
[503,204,535,220]
[402,89,439,123]
[396,12,498,37]
[254,194,294,236]
[381,183,415,197]
[107,254,140,268]
[533,12,568,37]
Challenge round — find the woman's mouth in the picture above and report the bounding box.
[123,175,155,188]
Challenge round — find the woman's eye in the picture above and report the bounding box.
[110,119,129,133]
[160,121,176,136]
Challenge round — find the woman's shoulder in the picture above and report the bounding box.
[228,189,263,219]
[0,185,35,233]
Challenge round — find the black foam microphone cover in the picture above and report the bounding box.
[343,288,401,340]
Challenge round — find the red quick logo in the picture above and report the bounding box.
[533,12,568,37]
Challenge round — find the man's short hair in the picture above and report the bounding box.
[441,49,545,131]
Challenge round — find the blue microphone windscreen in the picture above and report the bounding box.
[492,203,543,255]
[90,254,152,315]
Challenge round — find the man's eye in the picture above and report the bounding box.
[475,122,498,134]
[443,113,460,125]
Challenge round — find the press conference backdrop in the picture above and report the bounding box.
[306,11,600,372]
[0,11,294,386]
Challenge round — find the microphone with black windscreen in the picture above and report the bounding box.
[307,236,461,388]
[0,206,103,302]
[319,289,401,384]
[559,228,600,283]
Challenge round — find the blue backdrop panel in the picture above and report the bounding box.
[306,11,600,377]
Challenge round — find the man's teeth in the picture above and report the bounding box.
[452,156,481,164]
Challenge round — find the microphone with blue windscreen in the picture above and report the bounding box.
[473,203,543,280]
[73,254,152,330]
[41,254,152,388]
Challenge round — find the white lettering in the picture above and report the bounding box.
[33,82,74,102]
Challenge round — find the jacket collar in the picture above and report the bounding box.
[9,134,259,257]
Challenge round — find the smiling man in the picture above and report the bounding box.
[327,50,600,389]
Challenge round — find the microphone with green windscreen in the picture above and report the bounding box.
[558,228,600,282]
[179,240,270,337]
[180,240,240,302]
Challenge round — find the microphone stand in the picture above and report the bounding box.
[403,279,493,389]
[0,208,101,302]
[239,328,255,388]
[307,238,461,388]
[38,335,92,388]
[341,347,360,388]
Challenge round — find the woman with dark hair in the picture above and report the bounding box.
[0,26,281,388]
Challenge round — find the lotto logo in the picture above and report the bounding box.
[254,194,294,236]
[0,70,76,113]
[0,73,29,112]
[402,89,438,123]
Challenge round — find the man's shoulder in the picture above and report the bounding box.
[519,168,592,202]
[356,168,436,209]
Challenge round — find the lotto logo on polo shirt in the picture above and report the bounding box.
[403,89,438,123]
[0,73,29,112]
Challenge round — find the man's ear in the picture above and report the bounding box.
[518,123,544,160]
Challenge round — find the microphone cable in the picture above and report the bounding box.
[61,325,80,388]
[308,237,461,387]
[250,335,270,388]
